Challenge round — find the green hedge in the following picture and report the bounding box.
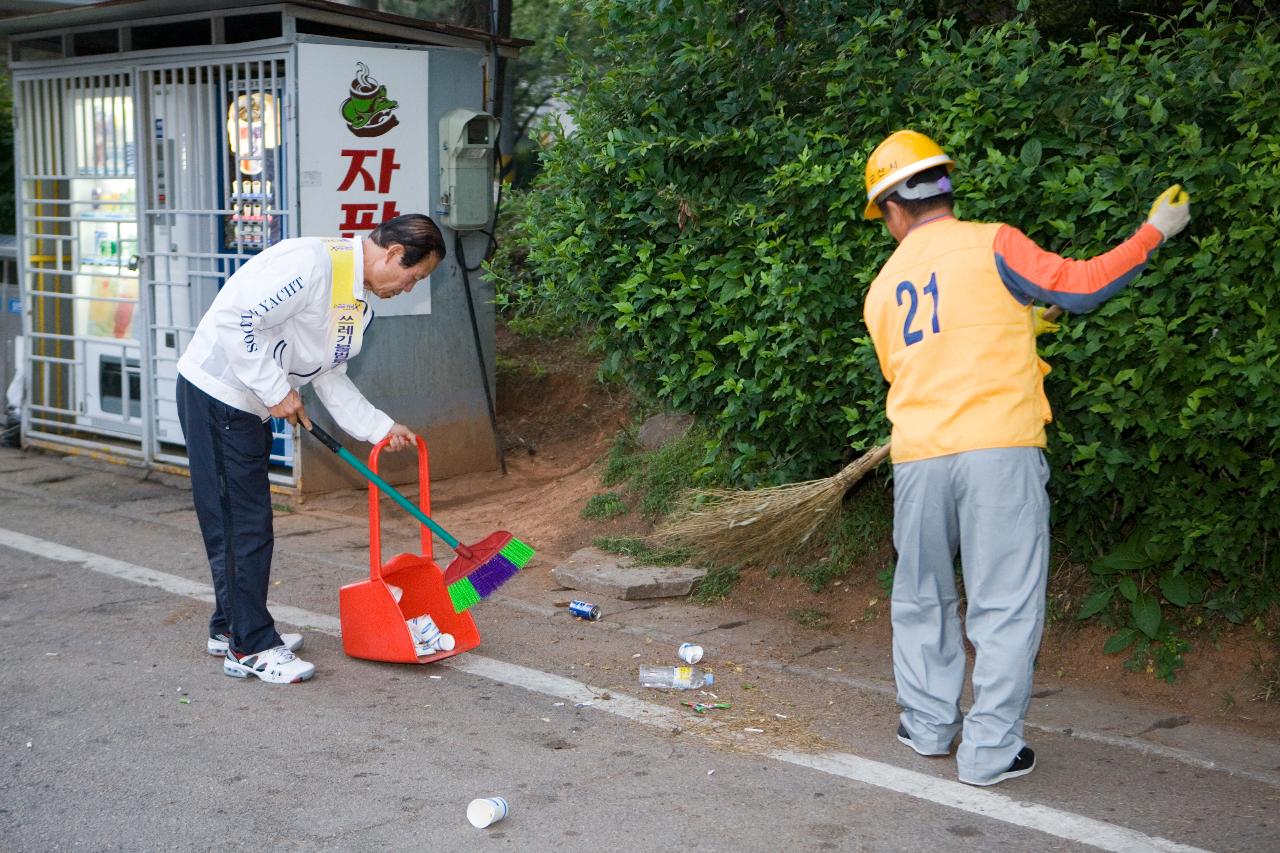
[495,0,1280,665]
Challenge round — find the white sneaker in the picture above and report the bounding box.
[207,632,302,656]
[223,645,316,684]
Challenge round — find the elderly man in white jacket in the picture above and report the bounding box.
[176,214,445,684]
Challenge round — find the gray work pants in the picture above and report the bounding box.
[890,447,1050,784]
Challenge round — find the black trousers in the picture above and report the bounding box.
[176,375,282,655]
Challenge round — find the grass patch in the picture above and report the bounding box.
[771,481,895,594]
[696,564,741,603]
[601,430,644,488]
[790,607,832,629]
[1251,633,1280,703]
[496,353,547,379]
[581,492,627,520]
[592,536,692,567]
[505,311,577,340]
[600,423,715,519]
[634,433,704,519]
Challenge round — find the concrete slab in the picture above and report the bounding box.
[551,546,707,600]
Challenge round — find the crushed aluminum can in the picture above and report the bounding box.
[569,600,601,621]
[678,642,704,664]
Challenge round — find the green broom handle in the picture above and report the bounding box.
[304,422,465,552]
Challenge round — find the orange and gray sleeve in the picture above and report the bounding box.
[993,223,1164,313]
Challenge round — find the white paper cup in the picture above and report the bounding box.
[467,796,509,828]
[678,643,704,664]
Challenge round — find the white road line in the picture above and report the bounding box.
[774,751,1208,853]
[0,527,1213,853]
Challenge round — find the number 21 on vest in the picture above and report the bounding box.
[895,272,940,346]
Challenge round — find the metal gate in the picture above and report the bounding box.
[15,52,298,485]
[16,71,142,456]
[138,55,296,484]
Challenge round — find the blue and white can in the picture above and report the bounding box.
[569,600,601,621]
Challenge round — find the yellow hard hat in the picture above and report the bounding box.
[863,130,955,220]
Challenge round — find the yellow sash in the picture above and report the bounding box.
[322,238,364,369]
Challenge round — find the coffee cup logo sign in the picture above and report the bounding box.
[298,44,430,311]
[340,62,399,138]
[333,62,407,235]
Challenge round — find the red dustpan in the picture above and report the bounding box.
[338,435,480,664]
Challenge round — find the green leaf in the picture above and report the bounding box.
[1144,538,1178,563]
[1132,593,1162,638]
[1019,138,1042,168]
[1093,538,1149,575]
[1159,573,1190,607]
[1077,587,1113,619]
[1150,99,1168,126]
[1118,577,1139,602]
[1103,628,1137,655]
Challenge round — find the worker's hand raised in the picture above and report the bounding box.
[384,423,417,452]
[268,389,311,430]
[1146,184,1190,242]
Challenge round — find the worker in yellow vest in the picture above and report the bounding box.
[177,214,445,684]
[862,130,1190,785]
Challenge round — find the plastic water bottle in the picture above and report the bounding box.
[639,665,714,690]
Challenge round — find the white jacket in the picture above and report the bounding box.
[177,237,394,443]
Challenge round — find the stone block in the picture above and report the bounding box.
[551,546,706,600]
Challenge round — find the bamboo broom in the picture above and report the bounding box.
[650,442,892,566]
[651,306,1064,567]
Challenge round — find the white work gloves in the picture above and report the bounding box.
[1146,184,1191,242]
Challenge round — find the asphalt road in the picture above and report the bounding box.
[0,446,1276,852]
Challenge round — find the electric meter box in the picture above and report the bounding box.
[439,109,499,230]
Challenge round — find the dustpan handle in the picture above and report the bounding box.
[367,435,434,577]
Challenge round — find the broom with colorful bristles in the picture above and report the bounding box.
[305,423,534,611]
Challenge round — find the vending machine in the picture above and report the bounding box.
[7,0,515,489]
[223,90,284,253]
[69,90,142,437]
